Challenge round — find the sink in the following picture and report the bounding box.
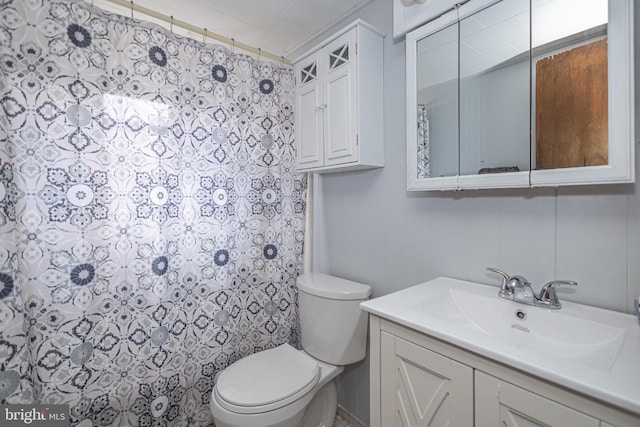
[360,276,640,414]
[407,286,626,371]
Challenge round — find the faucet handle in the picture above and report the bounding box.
[486,267,509,282]
[538,280,577,309]
[486,267,513,298]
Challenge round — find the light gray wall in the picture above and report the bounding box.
[292,0,640,424]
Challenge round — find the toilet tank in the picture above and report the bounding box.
[297,273,372,365]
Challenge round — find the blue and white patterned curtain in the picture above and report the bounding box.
[0,0,306,424]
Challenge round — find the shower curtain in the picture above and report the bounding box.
[0,0,306,425]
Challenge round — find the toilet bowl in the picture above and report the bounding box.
[210,273,371,427]
[210,344,343,427]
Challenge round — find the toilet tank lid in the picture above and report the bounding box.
[297,273,372,300]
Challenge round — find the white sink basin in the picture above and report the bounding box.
[407,286,627,371]
[360,277,640,414]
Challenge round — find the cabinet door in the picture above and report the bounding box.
[295,50,324,170]
[475,371,600,427]
[380,332,473,427]
[323,28,358,166]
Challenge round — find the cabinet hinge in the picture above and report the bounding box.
[356,134,359,145]
[356,43,358,55]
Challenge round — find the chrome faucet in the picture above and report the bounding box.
[486,267,577,309]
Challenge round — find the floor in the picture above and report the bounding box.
[333,409,362,427]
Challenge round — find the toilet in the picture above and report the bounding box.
[210,272,372,427]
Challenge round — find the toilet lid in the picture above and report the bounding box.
[215,344,320,414]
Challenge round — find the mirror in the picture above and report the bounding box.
[459,0,530,188]
[415,23,458,181]
[406,0,634,191]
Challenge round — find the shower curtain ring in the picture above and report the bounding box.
[257,48,262,61]
[203,28,207,43]
[230,38,235,53]
[170,15,174,33]
[130,1,134,18]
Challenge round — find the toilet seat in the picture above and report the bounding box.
[214,344,320,414]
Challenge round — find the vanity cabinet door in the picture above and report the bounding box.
[380,331,473,427]
[475,371,599,427]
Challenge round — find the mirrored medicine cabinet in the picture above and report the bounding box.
[406,0,635,191]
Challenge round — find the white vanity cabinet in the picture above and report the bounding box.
[370,316,640,427]
[294,20,384,173]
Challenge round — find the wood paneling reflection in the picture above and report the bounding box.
[536,38,608,170]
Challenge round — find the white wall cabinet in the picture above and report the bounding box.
[369,317,640,427]
[294,20,384,173]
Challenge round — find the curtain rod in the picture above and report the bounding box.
[95,0,293,66]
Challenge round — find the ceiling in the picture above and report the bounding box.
[92,0,372,60]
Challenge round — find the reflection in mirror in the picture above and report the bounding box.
[416,23,458,178]
[532,0,608,170]
[417,104,430,177]
[459,0,531,176]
